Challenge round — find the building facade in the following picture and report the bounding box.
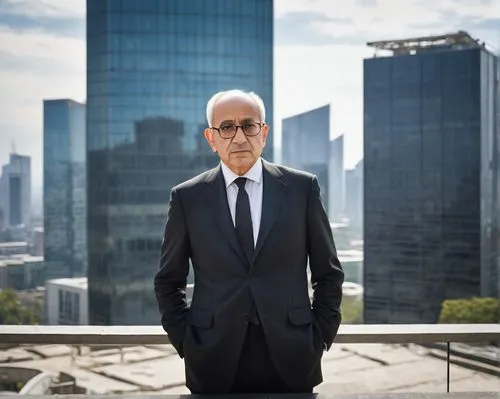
[282,104,330,215]
[329,135,344,221]
[0,153,31,228]
[345,159,363,231]
[43,99,87,280]
[86,0,273,324]
[45,277,88,325]
[363,32,499,323]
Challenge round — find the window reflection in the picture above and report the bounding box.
[87,0,273,326]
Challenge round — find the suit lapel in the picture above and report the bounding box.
[253,160,287,264]
[204,166,248,265]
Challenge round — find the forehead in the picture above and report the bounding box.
[212,94,260,123]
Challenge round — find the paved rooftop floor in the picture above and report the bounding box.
[0,343,498,395]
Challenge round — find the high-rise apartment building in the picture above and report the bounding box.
[363,32,499,323]
[43,99,87,279]
[86,0,273,324]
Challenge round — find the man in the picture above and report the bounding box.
[154,89,344,394]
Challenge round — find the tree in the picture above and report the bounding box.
[439,297,500,324]
[0,290,40,325]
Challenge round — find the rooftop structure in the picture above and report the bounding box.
[367,31,484,55]
[46,277,88,290]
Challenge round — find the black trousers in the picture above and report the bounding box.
[230,322,313,394]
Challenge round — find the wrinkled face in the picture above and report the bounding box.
[204,94,268,176]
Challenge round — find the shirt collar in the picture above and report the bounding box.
[220,158,263,188]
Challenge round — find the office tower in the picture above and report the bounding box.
[363,32,499,323]
[86,0,273,324]
[345,159,363,231]
[0,153,31,228]
[329,135,344,221]
[43,99,87,279]
[282,104,330,215]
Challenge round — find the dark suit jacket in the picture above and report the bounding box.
[154,159,344,393]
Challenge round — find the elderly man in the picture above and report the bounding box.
[154,89,343,394]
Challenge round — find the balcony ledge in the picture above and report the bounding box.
[0,324,498,346]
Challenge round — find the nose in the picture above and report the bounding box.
[232,126,248,144]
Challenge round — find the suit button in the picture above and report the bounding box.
[243,313,249,323]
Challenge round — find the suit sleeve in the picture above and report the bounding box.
[307,175,344,350]
[154,187,190,358]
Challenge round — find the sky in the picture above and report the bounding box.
[0,0,499,190]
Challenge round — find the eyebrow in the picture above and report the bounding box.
[219,118,256,125]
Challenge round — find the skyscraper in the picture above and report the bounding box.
[43,99,87,279]
[329,135,344,222]
[86,0,273,325]
[282,104,330,215]
[363,32,499,323]
[0,153,31,228]
[345,159,363,231]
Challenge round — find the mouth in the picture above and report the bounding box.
[231,150,250,154]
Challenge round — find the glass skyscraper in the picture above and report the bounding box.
[345,159,363,231]
[282,104,330,215]
[329,135,344,222]
[86,0,273,325]
[363,32,499,323]
[0,153,31,229]
[43,99,87,280]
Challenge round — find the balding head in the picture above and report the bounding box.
[206,89,266,127]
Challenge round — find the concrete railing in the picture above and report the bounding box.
[0,323,498,346]
[0,324,498,395]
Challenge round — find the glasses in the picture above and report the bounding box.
[211,122,264,139]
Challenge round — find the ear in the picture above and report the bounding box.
[260,123,269,147]
[204,128,217,152]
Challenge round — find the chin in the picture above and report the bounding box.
[227,157,254,173]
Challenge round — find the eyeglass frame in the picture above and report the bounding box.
[210,121,265,139]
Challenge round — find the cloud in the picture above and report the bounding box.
[0,13,85,38]
[357,0,378,6]
[0,0,85,18]
[0,50,82,76]
[0,0,85,37]
[275,11,363,46]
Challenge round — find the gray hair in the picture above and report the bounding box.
[205,89,266,127]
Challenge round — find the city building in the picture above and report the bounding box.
[45,277,88,325]
[329,134,344,221]
[363,31,499,323]
[0,255,45,291]
[43,99,87,280]
[338,249,363,285]
[282,104,330,214]
[0,153,31,228]
[29,227,44,257]
[0,242,28,256]
[86,0,273,324]
[345,159,363,231]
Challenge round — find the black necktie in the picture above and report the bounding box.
[235,177,254,263]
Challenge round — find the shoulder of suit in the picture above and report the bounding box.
[171,167,218,193]
[266,161,315,181]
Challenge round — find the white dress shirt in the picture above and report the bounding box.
[220,158,263,247]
